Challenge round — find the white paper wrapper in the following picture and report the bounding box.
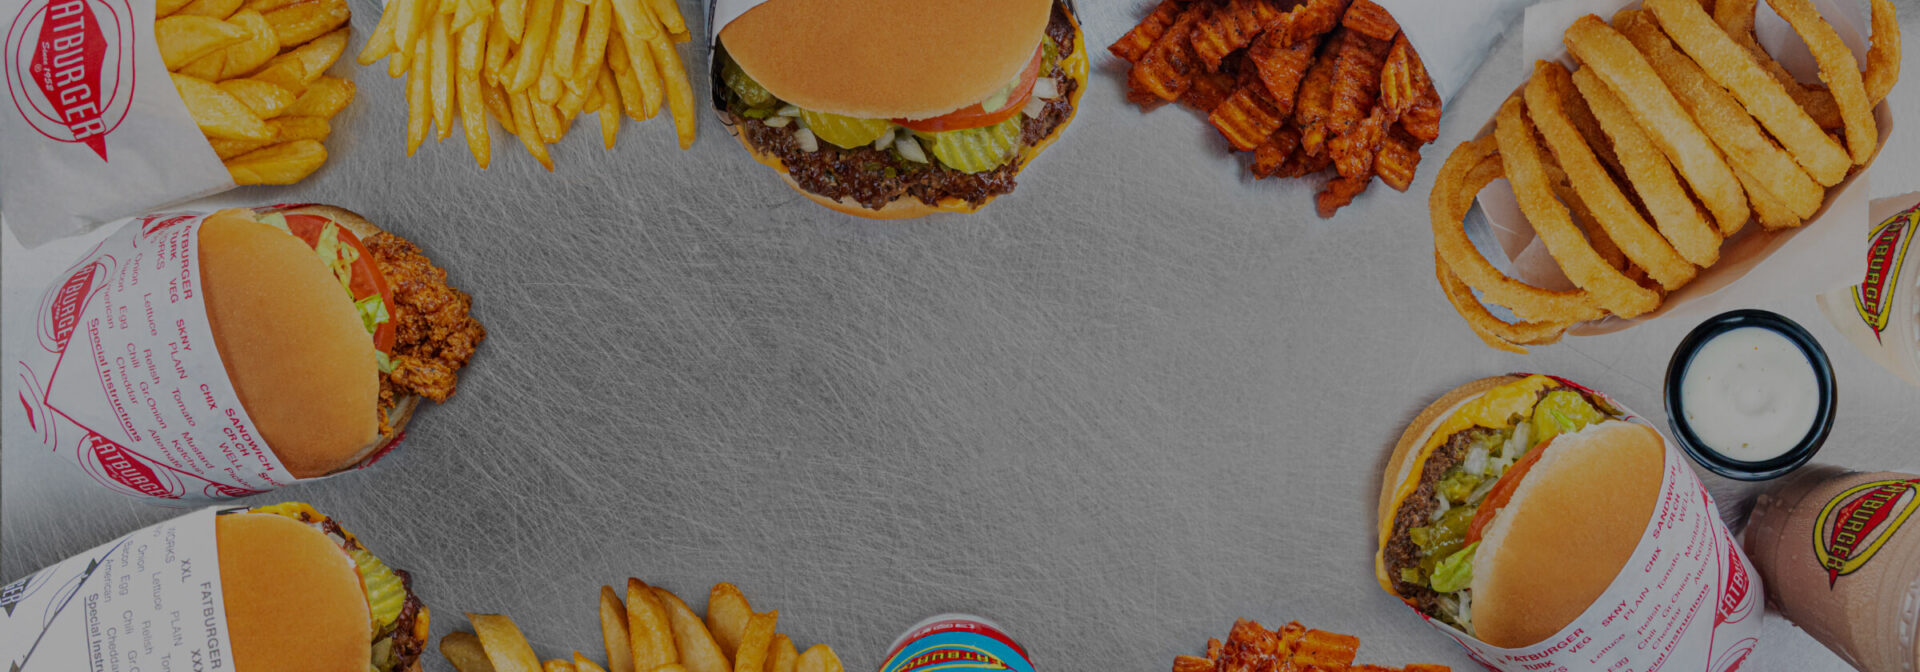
[13,211,307,502]
[1819,194,1920,387]
[1,0,236,248]
[1462,0,1888,336]
[1410,375,1765,672]
[0,507,235,672]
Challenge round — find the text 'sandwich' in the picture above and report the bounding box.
[201,205,485,477]
[220,503,429,672]
[1375,375,1663,648]
[714,0,1086,218]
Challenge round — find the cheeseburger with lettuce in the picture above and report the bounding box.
[1375,375,1664,647]
[713,0,1086,218]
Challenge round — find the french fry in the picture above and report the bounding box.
[284,76,354,117]
[156,15,249,69]
[209,136,273,159]
[733,612,777,672]
[395,0,431,66]
[249,58,310,96]
[218,78,294,117]
[532,96,562,142]
[644,32,693,149]
[431,12,455,140]
[767,635,798,672]
[656,667,689,672]
[357,0,405,64]
[485,17,513,82]
[442,632,500,672]
[650,587,727,672]
[174,0,240,20]
[268,115,331,141]
[499,0,525,41]
[640,0,680,34]
[157,0,195,19]
[567,0,611,93]
[538,70,564,104]
[407,34,431,154]
[263,0,348,48]
[221,9,279,77]
[547,0,586,88]
[608,32,659,119]
[470,614,543,672]
[544,661,577,672]
[268,27,348,84]
[225,139,327,184]
[557,86,586,125]
[595,68,619,148]
[240,0,301,15]
[606,0,656,44]
[485,80,519,135]
[573,653,609,672]
[792,645,843,672]
[173,73,273,139]
[624,579,677,671]
[459,19,492,167]
[704,584,751,658]
[178,50,226,79]
[509,0,557,91]
[598,586,637,672]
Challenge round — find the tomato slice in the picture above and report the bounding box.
[1465,436,1555,544]
[279,213,399,354]
[893,46,1043,133]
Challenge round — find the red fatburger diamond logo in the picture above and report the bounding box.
[5,0,135,160]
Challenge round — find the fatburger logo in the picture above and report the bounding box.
[1813,478,1920,587]
[1852,204,1919,342]
[886,645,1011,672]
[4,0,135,160]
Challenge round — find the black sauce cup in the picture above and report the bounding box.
[1664,310,1838,481]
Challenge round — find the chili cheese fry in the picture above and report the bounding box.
[1340,0,1399,42]
[1110,0,1183,63]
[1128,4,1206,103]
[1209,83,1286,152]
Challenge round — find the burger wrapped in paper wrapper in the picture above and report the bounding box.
[0,503,431,672]
[12,205,485,502]
[1466,0,1889,337]
[1819,195,1920,387]
[3,0,229,247]
[1376,374,1763,671]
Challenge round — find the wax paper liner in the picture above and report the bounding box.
[1463,0,1888,337]
[1819,195,1920,387]
[1401,374,1764,672]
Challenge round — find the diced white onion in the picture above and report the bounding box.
[1429,492,1451,522]
[1457,590,1473,626]
[777,104,801,117]
[1032,76,1060,100]
[896,136,929,163]
[795,128,818,152]
[1505,422,1531,459]
[873,128,897,151]
[763,115,791,128]
[1463,444,1489,477]
[1023,96,1047,119]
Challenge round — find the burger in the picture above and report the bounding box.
[1375,375,1664,648]
[712,0,1087,218]
[218,502,429,672]
[200,204,485,478]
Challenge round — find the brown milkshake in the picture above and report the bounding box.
[1745,466,1920,672]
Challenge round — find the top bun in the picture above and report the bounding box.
[217,512,372,672]
[719,0,1054,120]
[199,207,383,478]
[1470,421,1665,648]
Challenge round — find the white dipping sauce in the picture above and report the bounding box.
[1679,327,1820,462]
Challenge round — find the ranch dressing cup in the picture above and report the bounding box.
[1745,467,1920,672]
[879,615,1034,672]
[1665,310,1838,481]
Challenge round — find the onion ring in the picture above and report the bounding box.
[1734,163,1804,229]
[1765,0,1876,165]
[1569,66,1722,266]
[1436,251,1571,354]
[1429,133,1604,323]
[1644,0,1850,186]
[1564,15,1751,233]
[1615,9,1825,220]
[1866,0,1900,104]
[1527,59,1696,290]
[1496,95,1661,317]
[1711,0,1845,130]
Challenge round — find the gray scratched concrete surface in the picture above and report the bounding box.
[6,1,1920,670]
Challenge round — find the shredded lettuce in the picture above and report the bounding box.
[1430,542,1480,593]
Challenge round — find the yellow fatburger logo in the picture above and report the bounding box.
[1813,478,1920,587]
[1852,204,1920,341]
[888,644,1010,672]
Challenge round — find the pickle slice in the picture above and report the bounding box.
[351,546,408,631]
[921,116,1023,173]
[721,56,774,108]
[799,110,891,149]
